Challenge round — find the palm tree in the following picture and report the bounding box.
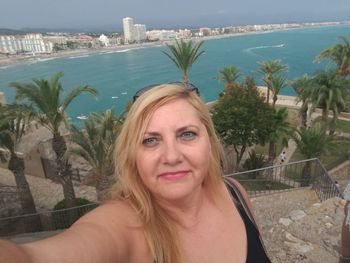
[243,150,266,179]
[69,109,124,200]
[315,36,350,77]
[10,72,97,225]
[291,75,312,128]
[0,104,41,232]
[292,126,333,186]
[309,69,349,135]
[214,66,241,91]
[162,39,205,83]
[258,60,288,104]
[270,74,287,108]
[267,107,294,166]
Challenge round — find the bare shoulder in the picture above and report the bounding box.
[224,177,254,213]
[22,199,145,263]
[77,199,141,227]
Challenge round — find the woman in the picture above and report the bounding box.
[0,83,271,262]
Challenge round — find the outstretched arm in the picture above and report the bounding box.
[0,202,133,263]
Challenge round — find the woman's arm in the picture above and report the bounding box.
[0,201,134,263]
[0,239,32,262]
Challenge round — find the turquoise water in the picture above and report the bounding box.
[1,25,350,125]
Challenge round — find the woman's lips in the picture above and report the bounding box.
[159,171,188,180]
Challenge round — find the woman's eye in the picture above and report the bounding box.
[180,131,197,140]
[142,137,158,146]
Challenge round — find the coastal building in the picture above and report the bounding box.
[123,17,147,44]
[0,34,52,54]
[0,35,23,54]
[98,34,110,47]
[45,35,68,45]
[146,29,177,41]
[178,29,192,39]
[134,24,147,43]
[123,17,135,44]
[199,28,211,37]
[22,34,53,54]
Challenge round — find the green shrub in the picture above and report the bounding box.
[52,198,98,229]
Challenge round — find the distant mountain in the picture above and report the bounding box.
[0,27,121,35]
[0,28,26,35]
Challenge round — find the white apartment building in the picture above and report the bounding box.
[22,34,53,54]
[134,24,147,42]
[0,35,23,54]
[0,33,52,54]
[123,17,135,44]
[146,30,177,41]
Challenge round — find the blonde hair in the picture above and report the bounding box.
[112,84,225,263]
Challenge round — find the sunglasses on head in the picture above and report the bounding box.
[132,81,200,102]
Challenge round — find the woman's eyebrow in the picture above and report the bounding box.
[143,131,161,137]
[177,125,199,132]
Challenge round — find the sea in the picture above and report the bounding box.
[1,24,350,126]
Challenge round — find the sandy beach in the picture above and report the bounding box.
[0,41,166,68]
[0,24,333,68]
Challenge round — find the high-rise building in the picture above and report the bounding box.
[134,24,147,43]
[123,17,134,44]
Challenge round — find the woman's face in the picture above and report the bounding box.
[135,98,211,202]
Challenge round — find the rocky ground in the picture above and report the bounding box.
[252,189,345,263]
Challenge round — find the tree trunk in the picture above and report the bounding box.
[52,133,78,225]
[8,154,42,232]
[268,141,276,166]
[329,111,337,135]
[301,162,311,187]
[272,94,277,108]
[266,87,270,104]
[321,108,328,123]
[300,103,308,128]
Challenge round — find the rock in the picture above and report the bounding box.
[279,217,293,226]
[284,241,313,253]
[284,232,314,253]
[325,222,333,228]
[290,209,306,220]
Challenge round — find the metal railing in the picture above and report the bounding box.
[0,203,98,237]
[224,158,343,201]
[1,158,343,237]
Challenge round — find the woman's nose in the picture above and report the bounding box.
[161,139,183,165]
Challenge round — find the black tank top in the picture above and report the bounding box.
[225,178,271,263]
[154,179,272,263]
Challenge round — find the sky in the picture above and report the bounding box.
[1,0,350,31]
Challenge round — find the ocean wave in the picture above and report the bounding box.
[0,65,13,70]
[244,43,285,52]
[68,54,90,59]
[116,49,131,53]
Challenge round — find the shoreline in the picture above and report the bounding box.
[1,23,347,68]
